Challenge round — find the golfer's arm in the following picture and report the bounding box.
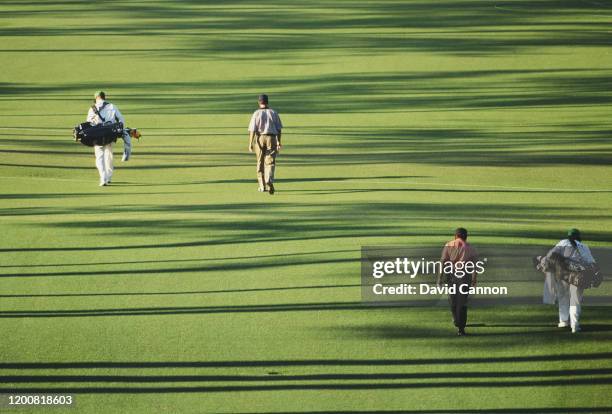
[249,131,256,148]
[277,131,282,145]
[115,107,125,124]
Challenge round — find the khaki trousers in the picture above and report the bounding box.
[254,134,278,187]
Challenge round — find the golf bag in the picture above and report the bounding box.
[534,253,603,289]
[73,102,127,147]
[73,121,124,147]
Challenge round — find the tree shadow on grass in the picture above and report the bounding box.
[0,377,611,393]
[0,283,360,299]
[0,301,371,318]
[223,409,612,414]
[228,406,612,414]
[2,0,611,57]
[4,69,612,115]
[2,368,612,383]
[2,202,612,254]
[2,352,612,369]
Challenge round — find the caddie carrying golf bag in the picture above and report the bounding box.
[73,102,124,147]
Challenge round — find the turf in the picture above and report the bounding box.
[1,0,612,413]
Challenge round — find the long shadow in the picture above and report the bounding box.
[0,283,360,299]
[202,176,430,185]
[0,192,188,200]
[283,188,612,195]
[0,368,612,384]
[2,224,611,254]
[1,377,612,393]
[0,301,370,318]
[0,163,89,170]
[0,249,355,269]
[2,368,611,383]
[222,409,612,414]
[224,409,612,414]
[0,255,357,278]
[0,162,243,171]
[2,352,611,369]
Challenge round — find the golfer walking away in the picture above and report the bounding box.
[248,94,283,194]
[438,228,479,336]
[87,91,131,186]
[546,229,596,333]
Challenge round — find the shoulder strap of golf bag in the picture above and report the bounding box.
[571,243,587,265]
[91,102,108,123]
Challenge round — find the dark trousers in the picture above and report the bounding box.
[449,279,470,329]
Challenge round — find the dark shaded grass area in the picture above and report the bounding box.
[1,0,611,57]
[3,69,612,115]
[1,378,612,393]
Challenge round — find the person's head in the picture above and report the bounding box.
[258,94,269,109]
[568,228,582,242]
[455,227,468,241]
[94,91,106,102]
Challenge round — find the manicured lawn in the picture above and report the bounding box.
[1,0,611,412]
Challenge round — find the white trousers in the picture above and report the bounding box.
[555,278,584,329]
[94,144,113,183]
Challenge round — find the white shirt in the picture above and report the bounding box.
[548,239,596,265]
[248,108,283,135]
[87,100,125,126]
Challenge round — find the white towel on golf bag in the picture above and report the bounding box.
[543,271,557,305]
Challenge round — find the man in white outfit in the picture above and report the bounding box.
[546,228,596,333]
[86,91,131,186]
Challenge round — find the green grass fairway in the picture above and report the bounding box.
[1,0,612,413]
